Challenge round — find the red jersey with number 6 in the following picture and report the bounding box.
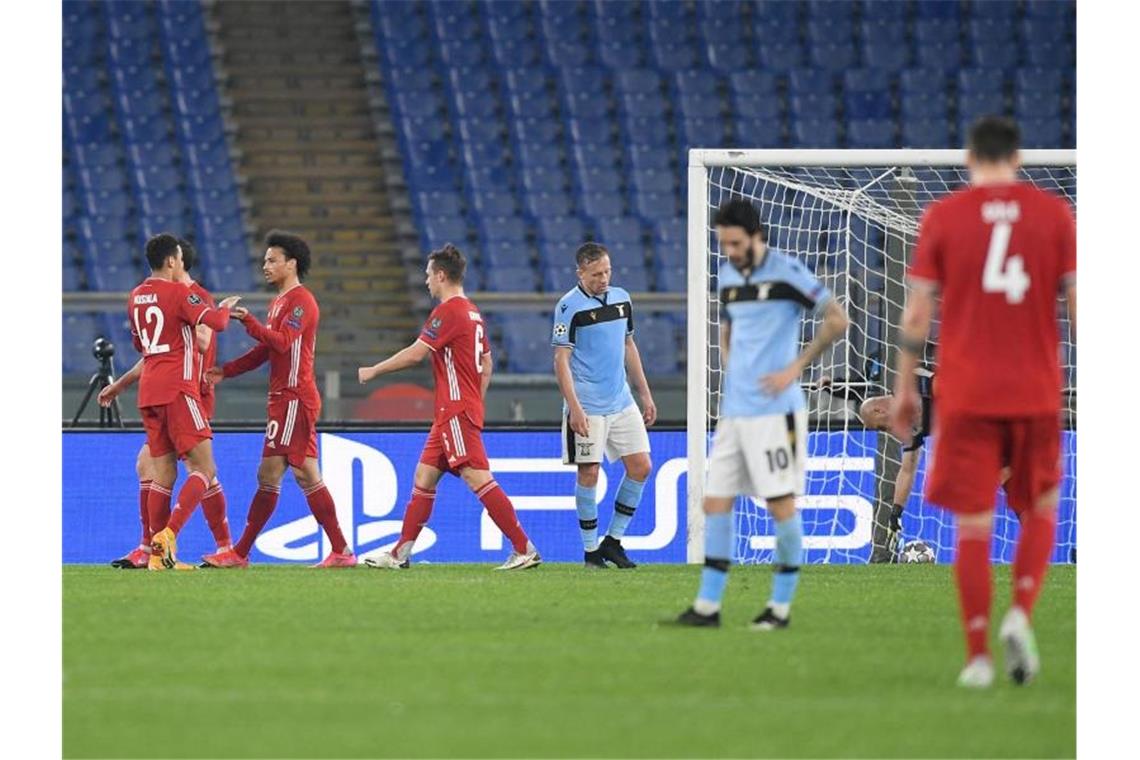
[908,181,1076,417]
[128,277,229,408]
[418,296,490,428]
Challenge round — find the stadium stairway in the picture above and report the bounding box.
[210,0,417,373]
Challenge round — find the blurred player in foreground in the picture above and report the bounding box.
[552,242,656,569]
[203,231,355,568]
[890,117,1076,688]
[126,234,239,569]
[102,238,233,568]
[357,244,541,570]
[672,200,848,628]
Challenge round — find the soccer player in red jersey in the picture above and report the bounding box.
[889,117,1076,688]
[202,231,356,569]
[356,244,541,570]
[103,239,234,568]
[126,234,240,570]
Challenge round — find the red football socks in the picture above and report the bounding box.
[477,480,529,553]
[146,483,172,536]
[955,522,993,660]
[1012,508,1058,619]
[234,485,281,558]
[166,471,210,535]
[394,486,436,557]
[201,481,232,549]
[303,481,349,554]
[139,479,153,544]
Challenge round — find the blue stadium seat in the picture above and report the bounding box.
[958,90,1007,121]
[598,41,645,69]
[914,0,959,21]
[580,191,626,219]
[809,41,858,72]
[86,260,144,291]
[509,90,558,118]
[481,240,529,269]
[1020,118,1064,148]
[1025,40,1075,69]
[594,217,643,245]
[542,263,578,292]
[792,119,841,148]
[844,68,892,94]
[655,265,686,293]
[487,14,531,43]
[565,120,612,150]
[969,0,1019,21]
[611,263,650,293]
[537,215,587,244]
[1015,67,1065,94]
[846,119,897,149]
[678,117,727,146]
[574,143,622,172]
[513,115,562,144]
[958,67,1006,95]
[622,116,672,147]
[757,41,804,72]
[634,315,679,372]
[678,91,724,120]
[485,266,538,292]
[733,118,786,148]
[423,217,472,248]
[416,191,464,219]
[862,40,911,72]
[492,36,545,67]
[521,165,572,193]
[845,91,893,120]
[915,41,962,71]
[790,94,837,121]
[617,68,664,96]
[650,40,703,72]
[621,91,668,119]
[525,192,576,220]
[548,39,594,68]
[480,215,530,243]
[518,141,564,170]
[728,70,779,97]
[471,190,519,217]
[707,41,753,72]
[899,68,947,94]
[577,166,623,195]
[901,119,951,147]
[634,191,679,222]
[1022,18,1073,44]
[788,69,834,95]
[1016,90,1063,119]
[971,40,1020,70]
[969,18,1016,45]
[900,91,948,120]
[561,65,609,97]
[733,93,782,121]
[913,19,958,46]
[675,69,722,97]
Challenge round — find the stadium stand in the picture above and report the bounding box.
[63,0,249,373]
[367,0,1073,375]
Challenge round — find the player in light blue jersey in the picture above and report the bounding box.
[552,242,657,569]
[672,200,849,629]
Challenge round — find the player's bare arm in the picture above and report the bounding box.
[553,346,589,436]
[624,335,657,426]
[890,283,936,442]
[357,340,432,384]
[195,324,212,354]
[98,358,144,406]
[761,298,849,394]
[718,320,731,376]
[480,352,493,398]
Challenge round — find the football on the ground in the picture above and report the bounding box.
[901,540,937,564]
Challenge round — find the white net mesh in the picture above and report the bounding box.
[702,159,1076,565]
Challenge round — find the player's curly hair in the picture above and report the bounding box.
[178,237,197,272]
[968,116,1020,163]
[713,200,768,241]
[428,243,466,283]
[144,233,181,270]
[265,230,312,280]
[575,241,609,268]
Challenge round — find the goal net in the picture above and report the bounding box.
[685,149,1076,565]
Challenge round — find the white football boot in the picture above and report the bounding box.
[957,655,995,689]
[1000,607,1040,685]
[495,541,542,570]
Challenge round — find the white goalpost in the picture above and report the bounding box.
[686,149,1077,565]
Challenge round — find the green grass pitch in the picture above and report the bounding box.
[63,564,1074,759]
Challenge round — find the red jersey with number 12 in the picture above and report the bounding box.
[418,296,490,428]
[908,181,1076,417]
[128,277,218,408]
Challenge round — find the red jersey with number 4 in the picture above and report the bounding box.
[128,277,229,408]
[908,181,1076,417]
[418,296,490,428]
[188,280,217,406]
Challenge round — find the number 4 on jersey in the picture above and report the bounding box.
[981,201,1030,304]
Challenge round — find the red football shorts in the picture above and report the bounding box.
[141,393,212,458]
[263,397,319,468]
[925,411,1061,515]
[420,413,489,472]
[199,388,216,422]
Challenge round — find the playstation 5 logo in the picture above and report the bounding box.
[255,434,437,562]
